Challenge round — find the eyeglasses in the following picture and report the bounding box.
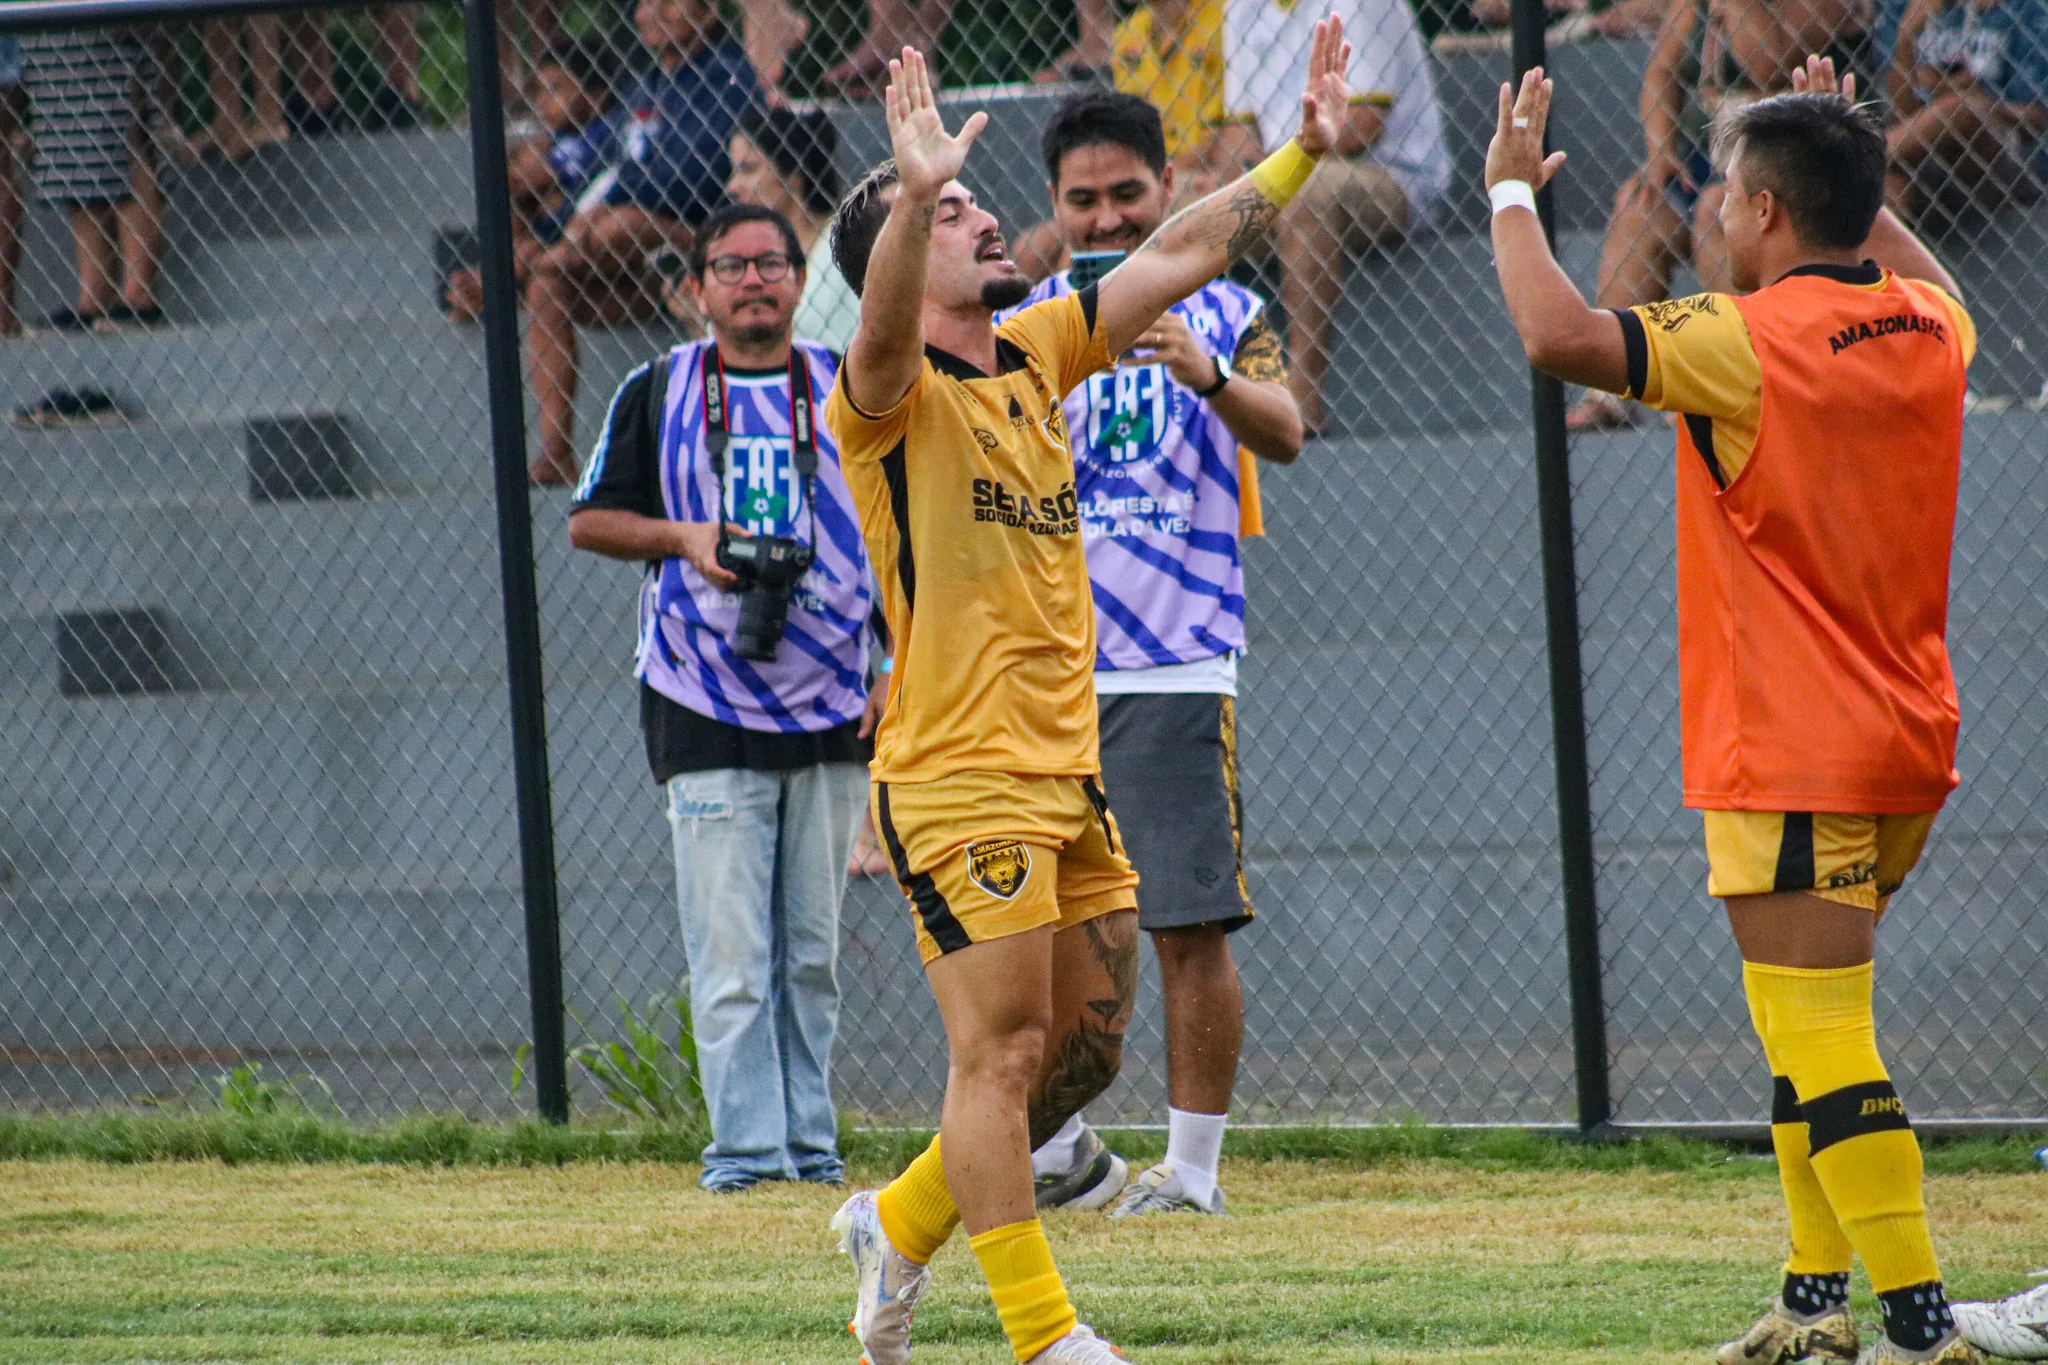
[706,252,794,284]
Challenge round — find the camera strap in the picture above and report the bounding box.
[698,342,819,550]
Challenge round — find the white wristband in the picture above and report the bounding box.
[1490,179,1538,217]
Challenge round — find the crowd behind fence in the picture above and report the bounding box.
[1,0,2044,1131]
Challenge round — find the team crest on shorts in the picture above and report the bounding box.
[967,838,1031,900]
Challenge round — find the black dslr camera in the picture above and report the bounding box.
[716,534,815,661]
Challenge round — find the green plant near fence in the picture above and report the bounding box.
[516,989,707,1124]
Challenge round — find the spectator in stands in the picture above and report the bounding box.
[0,37,23,339]
[1014,0,1447,432]
[526,0,763,485]
[186,17,288,162]
[721,107,855,349]
[21,28,165,332]
[1569,0,1871,428]
[280,8,424,136]
[444,42,616,323]
[1886,0,2048,224]
[1222,0,1451,430]
[823,0,1119,92]
[569,202,878,1193]
[1459,0,1666,39]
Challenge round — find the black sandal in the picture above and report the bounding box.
[10,387,132,428]
[37,306,104,333]
[97,303,167,330]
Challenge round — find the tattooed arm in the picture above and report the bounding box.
[1095,16,1352,357]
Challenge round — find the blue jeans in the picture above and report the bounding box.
[667,762,867,1190]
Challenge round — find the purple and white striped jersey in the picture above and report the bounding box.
[1010,272,1261,672]
[578,338,873,733]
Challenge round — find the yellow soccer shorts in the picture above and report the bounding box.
[1701,810,1939,913]
[873,771,1141,965]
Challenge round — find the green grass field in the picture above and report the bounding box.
[1,1131,2043,1364]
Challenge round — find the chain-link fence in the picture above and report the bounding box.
[2,0,2042,1129]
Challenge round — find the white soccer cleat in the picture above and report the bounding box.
[831,1190,931,1365]
[1106,1162,1224,1218]
[1025,1322,1130,1363]
[1034,1124,1129,1211]
[1955,1274,2048,1360]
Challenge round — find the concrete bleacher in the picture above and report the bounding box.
[4,52,2047,1122]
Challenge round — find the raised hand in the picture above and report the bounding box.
[883,47,989,200]
[1790,52,1858,101]
[1295,15,1352,158]
[1485,67,1569,190]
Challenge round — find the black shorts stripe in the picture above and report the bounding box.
[1612,308,1648,400]
[1803,1078,1912,1156]
[1684,413,1728,489]
[875,784,971,954]
[1774,812,1817,893]
[1772,1074,1803,1126]
[878,438,915,610]
[1079,775,1119,855]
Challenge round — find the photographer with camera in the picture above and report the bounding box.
[569,201,880,1195]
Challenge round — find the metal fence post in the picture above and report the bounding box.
[465,0,571,1124]
[1510,0,1613,1136]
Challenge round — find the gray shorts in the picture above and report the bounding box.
[1097,691,1254,934]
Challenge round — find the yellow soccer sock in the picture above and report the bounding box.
[969,1218,1078,1363]
[1746,961,1942,1296]
[1743,962,1855,1283]
[876,1137,959,1266]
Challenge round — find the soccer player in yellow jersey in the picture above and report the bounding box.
[822,26,1352,1365]
[1489,57,1981,1365]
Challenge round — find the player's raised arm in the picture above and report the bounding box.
[841,48,989,415]
[1096,15,1350,357]
[1487,68,1631,393]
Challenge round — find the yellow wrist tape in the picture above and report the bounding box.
[1248,139,1317,207]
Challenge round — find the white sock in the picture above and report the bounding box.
[1164,1106,1226,1204]
[1031,1111,1088,1177]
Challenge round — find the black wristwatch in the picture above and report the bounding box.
[1195,354,1233,399]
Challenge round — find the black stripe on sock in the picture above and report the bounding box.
[875,784,972,954]
[1803,1078,1911,1156]
[1773,812,1817,892]
[1784,1270,1851,1315]
[1879,1280,1955,1352]
[1772,1074,1803,1126]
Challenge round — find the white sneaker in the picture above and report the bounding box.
[1034,1124,1129,1211]
[1956,1274,2048,1360]
[830,1190,931,1365]
[1025,1323,1129,1363]
[1107,1162,1223,1218]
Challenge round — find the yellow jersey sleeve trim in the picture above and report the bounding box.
[1628,293,1761,420]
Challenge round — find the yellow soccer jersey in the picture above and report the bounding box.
[1618,277,1976,485]
[828,286,1114,784]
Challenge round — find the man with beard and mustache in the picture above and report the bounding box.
[1006,90,1303,1221]
[822,27,1350,1365]
[568,202,882,1197]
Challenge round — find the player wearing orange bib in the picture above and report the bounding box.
[1489,57,1982,1365]
[821,27,1353,1365]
